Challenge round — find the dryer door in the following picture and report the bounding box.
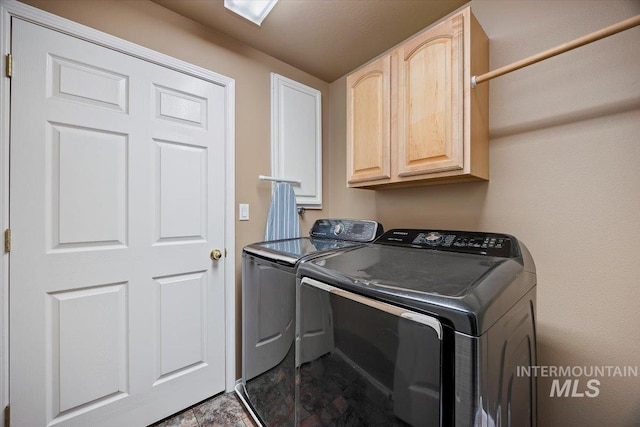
[297,278,443,426]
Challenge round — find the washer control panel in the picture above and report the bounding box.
[310,219,383,242]
[377,229,516,257]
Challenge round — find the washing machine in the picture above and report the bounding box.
[236,219,383,427]
[296,228,537,427]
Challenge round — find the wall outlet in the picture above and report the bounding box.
[239,204,250,221]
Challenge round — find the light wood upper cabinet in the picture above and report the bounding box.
[397,13,464,177]
[346,55,391,184]
[346,6,489,189]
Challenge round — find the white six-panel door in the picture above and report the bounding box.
[10,18,227,426]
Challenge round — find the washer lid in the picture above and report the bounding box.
[298,243,536,335]
[309,245,508,297]
[243,237,362,265]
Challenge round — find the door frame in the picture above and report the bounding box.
[0,0,237,422]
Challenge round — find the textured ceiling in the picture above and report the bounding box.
[151,0,467,82]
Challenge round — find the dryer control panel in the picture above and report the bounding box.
[376,229,517,258]
[309,219,383,242]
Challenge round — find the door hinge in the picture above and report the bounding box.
[4,404,9,427]
[4,229,10,253]
[5,54,11,78]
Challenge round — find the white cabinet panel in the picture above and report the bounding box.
[49,55,128,113]
[154,139,207,243]
[271,73,322,208]
[155,85,207,128]
[153,272,207,382]
[51,123,128,250]
[49,283,128,417]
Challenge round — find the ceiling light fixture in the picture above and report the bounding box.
[223,0,278,26]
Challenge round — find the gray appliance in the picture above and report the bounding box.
[237,219,383,427]
[296,229,537,426]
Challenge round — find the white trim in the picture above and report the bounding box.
[0,4,11,425]
[224,78,237,393]
[270,73,322,208]
[0,2,237,423]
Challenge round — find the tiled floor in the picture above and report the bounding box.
[150,392,257,427]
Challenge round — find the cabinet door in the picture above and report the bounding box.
[346,56,391,185]
[271,74,322,207]
[397,13,464,177]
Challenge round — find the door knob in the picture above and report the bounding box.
[210,249,223,261]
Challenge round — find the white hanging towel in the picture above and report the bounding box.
[264,182,300,241]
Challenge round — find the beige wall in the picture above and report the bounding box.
[17,0,640,424]
[330,0,640,425]
[326,76,377,218]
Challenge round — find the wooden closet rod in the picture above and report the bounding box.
[471,14,640,87]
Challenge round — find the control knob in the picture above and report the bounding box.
[425,232,444,245]
[333,223,344,235]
